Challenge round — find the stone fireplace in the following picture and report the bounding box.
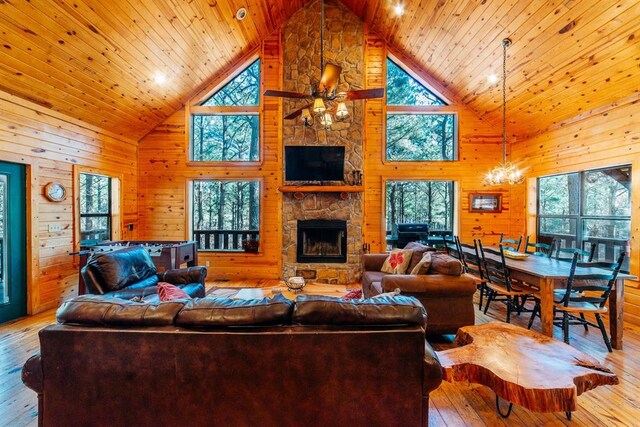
[281,0,364,284]
[297,220,347,263]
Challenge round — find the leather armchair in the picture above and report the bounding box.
[81,245,206,301]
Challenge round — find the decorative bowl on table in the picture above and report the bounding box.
[503,250,529,260]
[286,276,306,292]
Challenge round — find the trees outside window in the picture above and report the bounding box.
[192,180,260,251]
[79,173,111,245]
[386,180,455,248]
[386,58,457,161]
[538,165,631,268]
[191,60,260,161]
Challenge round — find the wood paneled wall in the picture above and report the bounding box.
[511,95,640,324]
[362,29,515,253]
[138,33,283,280]
[0,90,138,314]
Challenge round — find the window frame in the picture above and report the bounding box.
[186,53,263,166]
[383,178,458,250]
[187,178,263,253]
[73,166,122,251]
[536,165,631,268]
[384,55,459,163]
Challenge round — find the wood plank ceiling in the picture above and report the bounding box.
[0,0,637,140]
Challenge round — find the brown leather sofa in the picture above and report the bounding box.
[23,294,443,427]
[81,245,206,300]
[362,242,476,335]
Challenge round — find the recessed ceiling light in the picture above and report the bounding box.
[394,3,405,16]
[153,72,167,85]
[236,7,247,20]
[487,74,499,84]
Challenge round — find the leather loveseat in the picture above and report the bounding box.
[362,242,476,335]
[23,294,443,427]
[81,245,206,301]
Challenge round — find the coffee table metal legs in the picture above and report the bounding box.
[495,394,572,420]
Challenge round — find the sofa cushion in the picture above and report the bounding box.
[293,295,426,327]
[176,294,293,327]
[381,248,413,274]
[429,252,464,276]
[410,252,432,275]
[404,242,437,272]
[158,282,191,301]
[85,246,158,292]
[56,295,185,326]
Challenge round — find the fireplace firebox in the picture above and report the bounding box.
[297,220,347,263]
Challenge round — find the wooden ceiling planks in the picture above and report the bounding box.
[0,0,636,140]
[0,0,308,139]
[342,0,640,139]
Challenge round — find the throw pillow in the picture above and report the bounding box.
[404,241,437,272]
[372,288,401,298]
[429,253,464,276]
[410,252,432,275]
[380,249,414,274]
[342,289,363,299]
[157,282,191,301]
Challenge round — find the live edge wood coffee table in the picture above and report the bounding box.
[436,322,619,419]
[234,282,349,301]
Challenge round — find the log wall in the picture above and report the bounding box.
[0,90,138,314]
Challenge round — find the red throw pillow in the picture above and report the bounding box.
[157,282,191,301]
[342,289,363,299]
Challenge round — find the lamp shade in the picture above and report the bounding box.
[313,98,326,114]
[335,102,349,120]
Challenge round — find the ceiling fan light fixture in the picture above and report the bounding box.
[301,108,313,127]
[335,102,349,120]
[313,98,326,114]
[319,112,333,128]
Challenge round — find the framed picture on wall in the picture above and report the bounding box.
[469,193,502,213]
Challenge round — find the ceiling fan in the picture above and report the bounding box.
[263,0,384,127]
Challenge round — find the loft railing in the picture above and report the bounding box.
[194,230,259,251]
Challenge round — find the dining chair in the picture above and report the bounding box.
[524,236,554,257]
[553,242,598,262]
[499,234,522,252]
[459,239,487,310]
[527,252,625,352]
[444,235,463,261]
[479,242,536,323]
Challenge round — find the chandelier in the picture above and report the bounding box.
[484,38,524,185]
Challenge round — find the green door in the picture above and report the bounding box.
[0,161,27,323]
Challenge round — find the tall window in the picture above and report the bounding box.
[191,60,260,161]
[192,180,260,251]
[386,58,457,161]
[386,180,455,249]
[538,165,631,269]
[79,173,111,245]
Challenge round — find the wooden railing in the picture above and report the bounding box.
[193,230,259,251]
[540,233,630,271]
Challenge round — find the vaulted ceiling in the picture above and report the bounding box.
[0,0,637,140]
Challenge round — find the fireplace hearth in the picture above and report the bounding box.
[297,220,347,263]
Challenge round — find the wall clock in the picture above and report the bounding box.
[44,182,67,202]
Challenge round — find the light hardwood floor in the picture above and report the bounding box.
[2,281,640,426]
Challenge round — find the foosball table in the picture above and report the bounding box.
[72,240,199,295]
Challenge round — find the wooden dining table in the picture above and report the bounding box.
[463,247,636,350]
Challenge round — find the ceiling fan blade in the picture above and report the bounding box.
[284,103,312,120]
[318,63,342,94]
[263,90,310,99]
[345,88,385,100]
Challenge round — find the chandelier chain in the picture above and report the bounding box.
[320,0,324,75]
[502,38,507,164]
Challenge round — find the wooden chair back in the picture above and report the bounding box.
[554,242,598,262]
[479,242,515,291]
[559,252,625,308]
[499,234,522,252]
[524,236,554,257]
[459,239,484,280]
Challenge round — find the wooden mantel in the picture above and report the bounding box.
[278,185,364,193]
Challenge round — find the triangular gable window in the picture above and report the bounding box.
[202,60,260,106]
[386,58,446,106]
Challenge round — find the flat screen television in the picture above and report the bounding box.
[285,146,345,182]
